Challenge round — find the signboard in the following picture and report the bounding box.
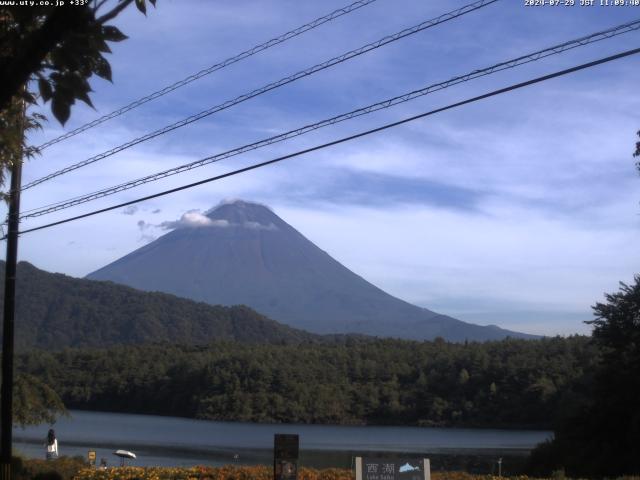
[87,450,96,466]
[355,457,430,480]
[274,434,299,480]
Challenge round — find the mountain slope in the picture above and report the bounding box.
[0,261,319,350]
[87,201,535,341]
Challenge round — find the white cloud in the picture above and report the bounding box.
[157,208,278,231]
[122,205,138,215]
[158,210,230,230]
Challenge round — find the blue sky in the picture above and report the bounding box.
[4,0,640,336]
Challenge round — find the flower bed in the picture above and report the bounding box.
[72,466,540,480]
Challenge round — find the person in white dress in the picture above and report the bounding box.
[45,429,58,460]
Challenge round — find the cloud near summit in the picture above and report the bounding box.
[159,210,230,230]
[156,208,280,232]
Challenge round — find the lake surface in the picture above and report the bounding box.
[13,410,551,469]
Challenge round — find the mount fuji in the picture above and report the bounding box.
[87,200,536,341]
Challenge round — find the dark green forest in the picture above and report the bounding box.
[0,261,321,348]
[17,336,596,429]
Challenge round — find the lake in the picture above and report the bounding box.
[13,410,551,470]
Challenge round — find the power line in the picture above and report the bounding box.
[35,0,380,151]
[19,18,640,220]
[22,0,498,191]
[11,46,640,239]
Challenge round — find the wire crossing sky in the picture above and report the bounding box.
[23,0,498,191]
[18,18,640,220]
[12,46,640,239]
[34,0,380,151]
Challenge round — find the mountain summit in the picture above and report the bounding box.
[87,200,535,341]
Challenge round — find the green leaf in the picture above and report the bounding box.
[12,374,67,428]
[38,78,53,102]
[95,38,113,54]
[76,90,95,108]
[50,44,81,71]
[135,0,147,15]
[51,96,71,125]
[102,25,128,42]
[94,56,113,82]
[60,73,94,108]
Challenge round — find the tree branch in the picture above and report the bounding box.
[96,0,135,24]
[94,0,110,11]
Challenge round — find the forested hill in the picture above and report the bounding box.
[0,261,320,349]
[18,336,597,429]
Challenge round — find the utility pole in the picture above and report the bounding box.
[0,96,25,480]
